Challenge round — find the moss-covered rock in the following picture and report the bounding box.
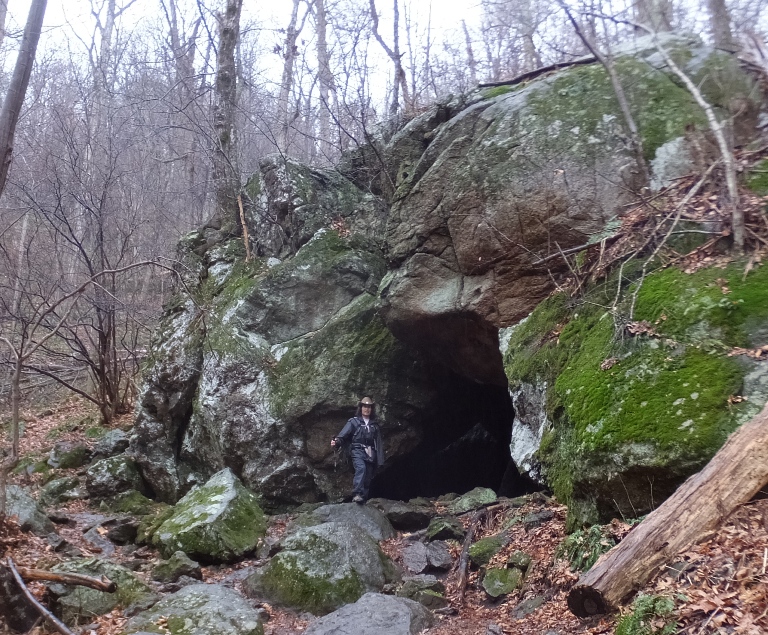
[123,584,263,635]
[151,551,202,583]
[425,516,465,541]
[447,487,497,514]
[504,261,768,527]
[100,490,156,516]
[152,469,266,562]
[86,455,147,500]
[51,558,159,625]
[481,567,523,598]
[4,485,55,536]
[468,534,506,568]
[243,522,398,615]
[48,442,91,469]
[39,477,84,507]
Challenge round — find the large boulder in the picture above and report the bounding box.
[5,486,54,535]
[151,469,266,562]
[379,34,764,383]
[303,593,433,635]
[123,584,263,635]
[50,558,159,625]
[243,522,399,615]
[504,263,768,528]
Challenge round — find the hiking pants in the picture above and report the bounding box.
[351,448,376,499]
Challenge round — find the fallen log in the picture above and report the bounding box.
[15,566,116,592]
[567,402,768,618]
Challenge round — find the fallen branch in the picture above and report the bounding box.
[15,566,116,593]
[6,558,75,635]
[456,509,488,605]
[567,402,768,617]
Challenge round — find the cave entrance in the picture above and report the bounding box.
[371,369,538,501]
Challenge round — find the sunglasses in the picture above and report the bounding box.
[360,404,373,407]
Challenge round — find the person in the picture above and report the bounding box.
[331,396,384,504]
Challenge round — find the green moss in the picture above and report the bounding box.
[746,159,768,195]
[136,503,174,544]
[482,85,514,99]
[85,426,107,439]
[616,594,677,635]
[267,293,397,419]
[100,490,156,515]
[257,545,365,615]
[469,535,506,567]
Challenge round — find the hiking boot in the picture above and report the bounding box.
[352,494,364,504]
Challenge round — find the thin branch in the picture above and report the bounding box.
[6,558,75,635]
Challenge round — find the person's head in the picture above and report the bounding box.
[356,396,376,418]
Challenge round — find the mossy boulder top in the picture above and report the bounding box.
[50,558,159,626]
[243,521,399,615]
[151,469,267,562]
[447,487,497,514]
[123,584,263,635]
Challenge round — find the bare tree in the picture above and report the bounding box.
[707,0,736,49]
[0,0,47,197]
[212,0,243,234]
[634,0,673,32]
[277,0,309,154]
[369,0,411,116]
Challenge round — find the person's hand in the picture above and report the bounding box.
[330,438,337,447]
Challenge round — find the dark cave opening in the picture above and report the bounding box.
[371,371,540,501]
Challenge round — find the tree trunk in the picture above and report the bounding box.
[369,0,411,116]
[212,0,243,234]
[568,402,768,617]
[707,0,735,50]
[462,20,478,86]
[278,0,303,154]
[0,0,47,198]
[315,0,335,162]
[635,0,673,32]
[0,0,8,51]
[0,357,22,518]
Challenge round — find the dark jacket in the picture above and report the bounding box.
[336,416,385,465]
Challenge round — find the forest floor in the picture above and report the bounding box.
[2,399,768,635]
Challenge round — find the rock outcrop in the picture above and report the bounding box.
[132,34,766,513]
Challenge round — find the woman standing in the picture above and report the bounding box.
[331,397,384,503]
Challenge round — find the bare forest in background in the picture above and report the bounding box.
[0,0,766,429]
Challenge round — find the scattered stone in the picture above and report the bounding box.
[160,574,203,593]
[99,490,156,515]
[47,511,76,526]
[39,477,84,507]
[401,542,428,573]
[151,469,267,562]
[48,442,91,469]
[83,526,116,556]
[50,558,159,625]
[91,430,129,460]
[507,550,532,572]
[514,595,545,619]
[367,499,435,530]
[523,510,554,529]
[425,516,464,541]
[152,551,202,583]
[486,624,504,635]
[104,517,140,545]
[296,503,396,541]
[469,534,507,568]
[124,584,263,635]
[425,541,453,571]
[447,487,497,515]
[5,485,55,536]
[481,568,523,598]
[85,455,147,499]
[303,593,433,635]
[396,575,448,609]
[244,522,399,615]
